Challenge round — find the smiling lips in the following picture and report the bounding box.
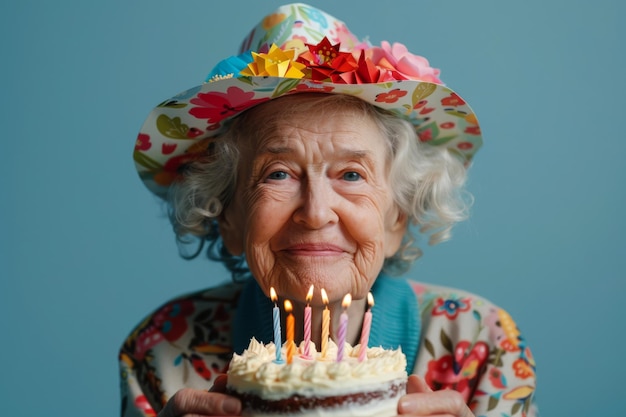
[282,243,348,256]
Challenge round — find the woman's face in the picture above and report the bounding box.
[219,96,406,305]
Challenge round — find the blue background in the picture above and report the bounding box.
[2,0,624,416]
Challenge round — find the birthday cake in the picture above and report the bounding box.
[226,338,408,417]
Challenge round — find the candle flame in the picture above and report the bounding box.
[270,287,278,303]
[321,288,329,305]
[306,285,314,303]
[367,292,374,308]
[284,299,293,312]
[342,293,352,309]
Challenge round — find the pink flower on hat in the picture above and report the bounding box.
[189,86,270,124]
[366,41,442,84]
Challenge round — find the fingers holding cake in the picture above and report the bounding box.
[158,387,241,417]
[397,375,475,417]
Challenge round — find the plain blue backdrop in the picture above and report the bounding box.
[1,1,624,416]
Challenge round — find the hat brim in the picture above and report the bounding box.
[134,76,482,199]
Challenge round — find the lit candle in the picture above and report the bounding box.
[358,292,374,362]
[336,293,352,362]
[270,288,284,364]
[321,289,330,358]
[284,300,295,364]
[302,285,314,359]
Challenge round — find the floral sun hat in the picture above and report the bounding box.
[134,3,483,199]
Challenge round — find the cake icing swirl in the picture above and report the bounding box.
[227,338,407,400]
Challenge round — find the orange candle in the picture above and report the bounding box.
[284,300,295,364]
[321,289,330,358]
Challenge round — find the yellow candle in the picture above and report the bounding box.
[321,289,330,358]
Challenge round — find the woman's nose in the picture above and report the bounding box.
[292,178,338,228]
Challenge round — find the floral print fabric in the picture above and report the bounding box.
[119,280,537,417]
[410,281,537,416]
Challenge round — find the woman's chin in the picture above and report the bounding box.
[260,271,368,305]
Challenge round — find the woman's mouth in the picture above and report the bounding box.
[283,243,346,256]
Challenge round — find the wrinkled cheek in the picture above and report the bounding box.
[246,243,275,285]
[354,240,385,278]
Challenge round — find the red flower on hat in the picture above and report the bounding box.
[413,100,428,109]
[441,92,466,107]
[135,133,152,151]
[417,128,433,142]
[153,139,212,187]
[297,37,359,82]
[189,86,270,124]
[375,88,408,104]
[162,143,177,155]
[464,126,481,135]
[295,37,408,84]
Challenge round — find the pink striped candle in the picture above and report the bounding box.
[302,285,314,359]
[358,292,374,362]
[336,293,351,362]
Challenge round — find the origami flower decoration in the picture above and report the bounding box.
[240,44,306,78]
[366,41,442,84]
[296,37,360,82]
[207,37,442,86]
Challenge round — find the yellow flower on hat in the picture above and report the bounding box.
[240,44,306,78]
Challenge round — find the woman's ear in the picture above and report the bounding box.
[218,205,244,256]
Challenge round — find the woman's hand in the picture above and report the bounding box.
[157,375,241,417]
[397,375,475,417]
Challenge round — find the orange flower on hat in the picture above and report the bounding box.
[240,44,306,78]
[262,12,286,30]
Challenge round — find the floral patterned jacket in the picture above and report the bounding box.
[119,276,537,417]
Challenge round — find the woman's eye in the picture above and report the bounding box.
[342,171,362,182]
[267,171,289,180]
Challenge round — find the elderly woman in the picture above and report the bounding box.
[121,4,537,417]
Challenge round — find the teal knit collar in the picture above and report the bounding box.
[233,273,420,372]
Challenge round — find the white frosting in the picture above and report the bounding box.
[227,338,407,401]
